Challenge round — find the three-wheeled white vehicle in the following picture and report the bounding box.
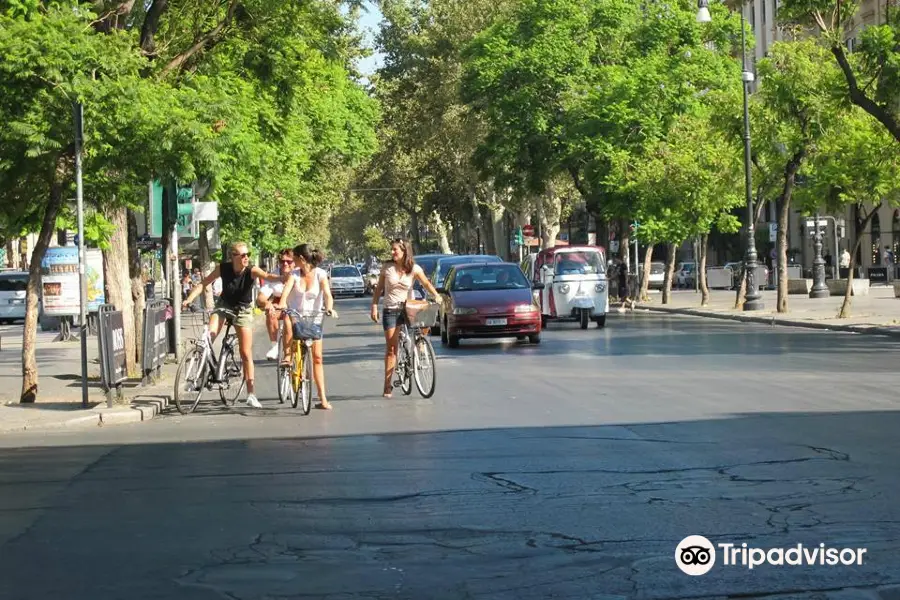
[523,245,609,329]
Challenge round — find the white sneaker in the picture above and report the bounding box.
[265,344,279,360]
[245,394,262,408]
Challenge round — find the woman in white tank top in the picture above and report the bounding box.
[370,239,441,397]
[278,244,337,409]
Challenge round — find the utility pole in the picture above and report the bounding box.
[74,103,89,408]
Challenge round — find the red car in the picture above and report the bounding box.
[436,262,543,348]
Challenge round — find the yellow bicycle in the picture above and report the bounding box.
[278,308,327,414]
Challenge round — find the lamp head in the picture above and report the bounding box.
[697,0,712,22]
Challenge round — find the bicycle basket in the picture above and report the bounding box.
[292,313,324,340]
[405,301,438,328]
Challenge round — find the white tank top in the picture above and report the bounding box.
[287,267,327,314]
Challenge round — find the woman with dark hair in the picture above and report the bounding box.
[370,239,441,397]
[278,243,337,410]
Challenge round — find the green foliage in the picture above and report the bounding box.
[0,1,379,252]
[363,225,392,258]
[799,109,900,210]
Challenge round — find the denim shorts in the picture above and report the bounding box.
[382,307,407,332]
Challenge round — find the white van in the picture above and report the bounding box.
[0,271,29,323]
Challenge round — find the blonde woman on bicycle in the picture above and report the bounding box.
[277,244,337,410]
[370,238,441,397]
[183,241,274,408]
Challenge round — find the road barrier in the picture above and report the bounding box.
[97,303,127,406]
[142,299,170,385]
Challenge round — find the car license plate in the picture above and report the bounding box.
[486,318,507,326]
[9,299,24,305]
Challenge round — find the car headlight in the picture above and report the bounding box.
[559,283,570,294]
[514,304,536,313]
[595,282,606,293]
[453,307,478,315]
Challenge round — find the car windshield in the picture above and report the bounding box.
[554,251,605,276]
[435,256,501,285]
[0,277,27,292]
[331,267,359,278]
[450,265,529,291]
[682,264,695,272]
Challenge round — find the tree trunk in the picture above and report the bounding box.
[776,195,790,313]
[433,212,452,254]
[199,221,214,309]
[538,192,561,249]
[409,210,421,254]
[21,155,69,403]
[839,201,882,318]
[103,205,138,381]
[488,203,506,259]
[620,218,630,267]
[639,245,654,301]
[128,209,145,371]
[699,234,710,306]
[662,242,677,304]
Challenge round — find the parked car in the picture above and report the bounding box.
[0,271,28,323]
[328,264,365,297]
[429,254,503,334]
[648,261,666,289]
[436,262,541,347]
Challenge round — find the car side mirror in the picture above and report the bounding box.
[532,282,545,290]
[436,287,447,294]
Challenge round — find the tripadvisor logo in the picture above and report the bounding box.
[675,536,867,576]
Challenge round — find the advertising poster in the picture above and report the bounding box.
[40,247,107,316]
[40,247,79,316]
[85,249,105,312]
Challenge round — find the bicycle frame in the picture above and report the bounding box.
[194,310,238,386]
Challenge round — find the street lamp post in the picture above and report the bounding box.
[809,212,830,298]
[698,0,764,310]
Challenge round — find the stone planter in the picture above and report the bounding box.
[827,278,870,296]
[787,279,812,294]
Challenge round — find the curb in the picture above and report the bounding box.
[640,304,900,338]
[0,395,171,434]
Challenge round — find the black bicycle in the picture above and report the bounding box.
[173,308,246,414]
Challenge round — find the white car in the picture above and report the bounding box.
[329,265,365,298]
[0,271,28,323]
[647,261,666,289]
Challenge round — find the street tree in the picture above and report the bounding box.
[751,39,845,313]
[795,109,900,318]
[1,2,377,402]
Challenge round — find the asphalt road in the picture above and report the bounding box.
[1,298,899,599]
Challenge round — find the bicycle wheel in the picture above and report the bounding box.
[300,344,313,415]
[399,333,413,396]
[219,346,246,406]
[290,342,302,409]
[174,346,208,415]
[413,335,437,398]
[278,363,292,405]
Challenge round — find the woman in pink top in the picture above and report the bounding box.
[370,239,441,397]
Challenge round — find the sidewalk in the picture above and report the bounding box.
[0,313,206,433]
[639,285,900,337]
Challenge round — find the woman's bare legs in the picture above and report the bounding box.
[383,326,399,397]
[311,339,331,409]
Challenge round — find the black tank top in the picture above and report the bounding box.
[220,262,254,307]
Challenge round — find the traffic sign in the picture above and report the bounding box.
[522,224,534,237]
